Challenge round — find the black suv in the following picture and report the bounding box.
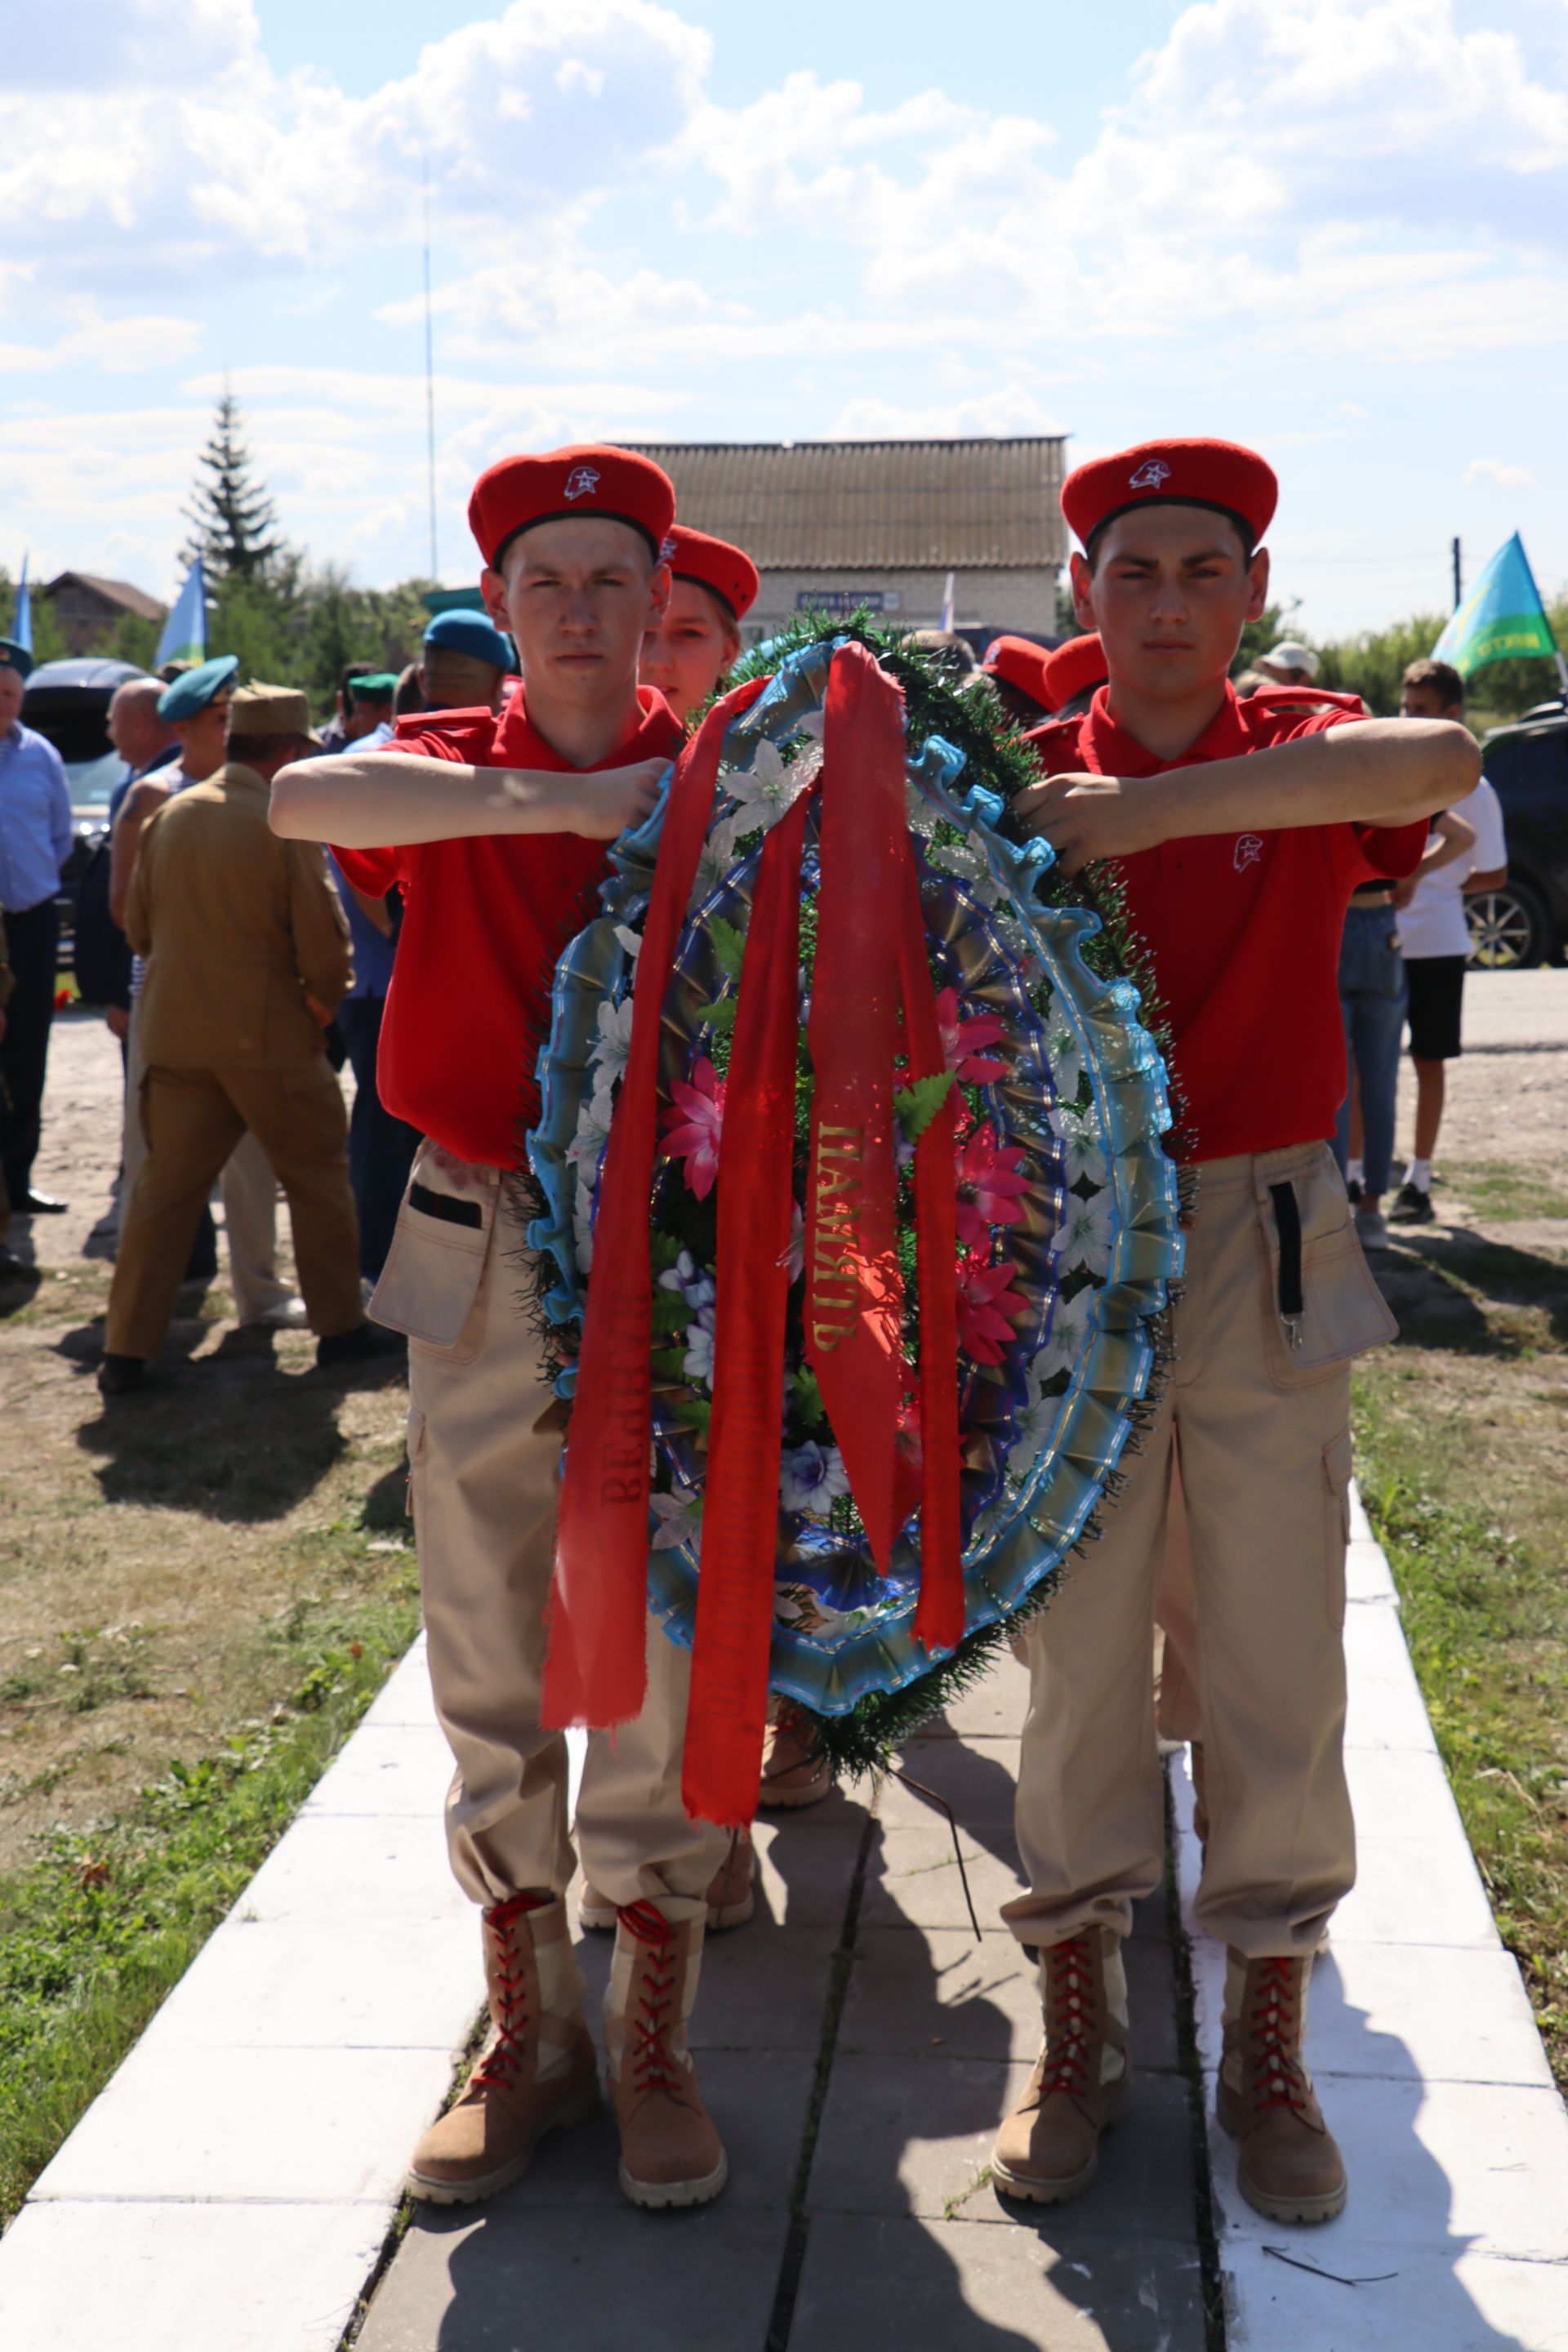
[1472,702,1568,966]
[20,657,146,929]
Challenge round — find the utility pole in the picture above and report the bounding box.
[1451,536,1462,612]
[423,159,439,584]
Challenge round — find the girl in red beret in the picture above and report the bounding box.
[639,525,760,726]
[991,438,1478,2230]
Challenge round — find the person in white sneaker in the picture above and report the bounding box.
[1388,659,1508,1226]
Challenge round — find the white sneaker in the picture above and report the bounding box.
[247,1295,310,1330]
[1354,1206,1390,1251]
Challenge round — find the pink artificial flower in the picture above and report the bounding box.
[661,1057,726,1200]
[956,1249,1028,1366]
[954,1121,1028,1245]
[934,986,1010,1085]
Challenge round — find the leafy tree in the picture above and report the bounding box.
[182,392,286,583]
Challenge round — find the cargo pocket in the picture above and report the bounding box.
[1322,1425,1352,1630]
[371,1146,496,1361]
[1258,1149,1397,1391]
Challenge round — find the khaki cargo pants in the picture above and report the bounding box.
[1006,1141,1394,1960]
[105,1057,364,1360]
[372,1140,725,1922]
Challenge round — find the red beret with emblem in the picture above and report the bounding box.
[981,635,1050,702]
[1040,634,1107,712]
[662,525,760,623]
[469,443,677,570]
[1062,438,1277,553]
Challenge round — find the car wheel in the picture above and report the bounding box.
[1466,880,1550,969]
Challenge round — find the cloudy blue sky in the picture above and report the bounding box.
[3,0,1566,639]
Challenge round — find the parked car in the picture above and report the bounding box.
[1472,703,1568,967]
[20,657,145,933]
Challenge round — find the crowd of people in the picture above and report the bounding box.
[0,432,1494,2234]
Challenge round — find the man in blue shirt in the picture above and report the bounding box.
[0,639,74,1215]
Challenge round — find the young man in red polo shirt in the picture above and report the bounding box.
[989,439,1478,2226]
[270,447,733,2214]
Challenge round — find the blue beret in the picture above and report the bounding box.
[157,653,239,721]
[0,638,34,679]
[422,610,514,670]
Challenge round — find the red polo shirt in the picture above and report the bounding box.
[1023,685,1427,1161]
[333,686,682,1168]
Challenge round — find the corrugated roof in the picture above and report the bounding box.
[42,572,166,621]
[626,438,1067,569]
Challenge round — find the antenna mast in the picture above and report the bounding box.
[423,159,439,581]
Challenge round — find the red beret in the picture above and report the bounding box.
[1041,634,1107,712]
[469,443,676,570]
[1062,439,1277,552]
[662,524,759,623]
[981,635,1050,702]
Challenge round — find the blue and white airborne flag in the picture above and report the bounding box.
[10,554,31,654]
[156,558,207,668]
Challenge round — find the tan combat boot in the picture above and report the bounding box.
[578,1831,755,1935]
[760,1699,833,1809]
[605,1900,728,2210]
[1218,1949,1348,2224]
[991,1927,1133,2203]
[407,1892,599,2205]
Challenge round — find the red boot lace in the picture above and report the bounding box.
[1245,1958,1309,2120]
[473,1891,548,2091]
[617,1900,684,2097]
[1040,1933,1098,2100]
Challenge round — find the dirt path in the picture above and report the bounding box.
[1,1015,404,1877]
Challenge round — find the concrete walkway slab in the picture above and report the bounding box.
[6,1482,1565,2352]
[790,2216,1209,2352]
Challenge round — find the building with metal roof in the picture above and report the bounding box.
[627,436,1068,643]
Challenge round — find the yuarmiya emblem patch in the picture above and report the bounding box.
[564,465,601,501]
[1129,458,1172,491]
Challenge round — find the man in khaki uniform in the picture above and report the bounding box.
[99,684,399,1395]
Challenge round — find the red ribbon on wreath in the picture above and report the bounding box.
[544,644,964,1826]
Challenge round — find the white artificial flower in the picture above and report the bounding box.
[590,995,636,1087]
[568,1094,611,1172]
[1008,1383,1064,1476]
[905,780,938,838]
[1036,1281,1096,1380]
[1049,1101,1108,1189]
[682,1304,717,1386]
[780,1440,851,1519]
[613,924,643,963]
[649,1490,702,1552]
[926,831,1004,907]
[1051,1189,1116,1278]
[1045,1015,1085,1110]
[726,738,809,832]
[687,834,732,911]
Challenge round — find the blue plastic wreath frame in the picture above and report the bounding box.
[528,638,1185,1715]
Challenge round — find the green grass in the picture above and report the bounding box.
[0,1575,421,2225]
[1441,1160,1568,1225]
[1353,1177,1568,2090]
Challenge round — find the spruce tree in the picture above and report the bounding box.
[182,391,284,582]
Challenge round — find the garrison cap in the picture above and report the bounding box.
[0,637,35,679]
[469,444,676,572]
[981,635,1050,702]
[347,671,398,702]
[227,681,321,744]
[157,653,239,720]
[661,524,759,623]
[1062,439,1277,553]
[422,609,514,670]
[1041,634,1108,713]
